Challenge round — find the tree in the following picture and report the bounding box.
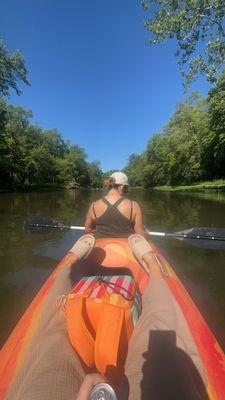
[124,154,146,186]
[127,93,211,188]
[102,170,117,180]
[144,133,170,186]
[66,145,90,186]
[164,94,209,184]
[0,102,33,186]
[0,98,7,128]
[0,39,29,97]
[88,161,103,188]
[0,99,103,189]
[141,1,225,87]
[206,70,225,178]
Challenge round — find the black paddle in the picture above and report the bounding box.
[147,227,225,250]
[24,217,225,250]
[24,218,84,234]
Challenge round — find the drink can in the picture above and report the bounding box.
[89,382,117,400]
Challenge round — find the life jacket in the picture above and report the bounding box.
[57,274,142,383]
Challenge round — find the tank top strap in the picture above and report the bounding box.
[102,197,124,208]
[111,197,124,208]
[130,201,133,221]
[102,197,112,207]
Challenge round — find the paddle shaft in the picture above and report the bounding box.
[148,231,225,242]
[25,221,225,242]
[26,223,85,230]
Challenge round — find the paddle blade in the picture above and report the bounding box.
[24,217,68,234]
[175,227,225,250]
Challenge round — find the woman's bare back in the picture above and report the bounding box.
[92,197,134,221]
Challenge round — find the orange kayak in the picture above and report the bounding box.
[0,238,225,399]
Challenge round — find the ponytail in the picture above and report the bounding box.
[104,176,119,190]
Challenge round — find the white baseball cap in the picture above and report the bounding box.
[110,171,129,186]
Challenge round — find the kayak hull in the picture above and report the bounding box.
[0,238,225,399]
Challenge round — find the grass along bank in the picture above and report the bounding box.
[153,180,225,192]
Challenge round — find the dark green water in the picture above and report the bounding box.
[0,189,225,351]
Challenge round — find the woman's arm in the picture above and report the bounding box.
[133,201,147,237]
[84,202,95,233]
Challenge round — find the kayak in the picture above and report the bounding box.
[0,237,225,399]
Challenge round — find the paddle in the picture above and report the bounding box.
[147,227,225,250]
[24,217,225,249]
[24,218,84,233]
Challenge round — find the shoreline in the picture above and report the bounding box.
[1,180,225,193]
[153,180,225,192]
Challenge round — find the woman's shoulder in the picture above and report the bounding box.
[121,198,140,210]
[126,199,140,207]
[129,200,142,213]
[93,198,105,206]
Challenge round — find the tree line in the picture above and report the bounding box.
[0,40,103,190]
[1,28,225,190]
[124,72,225,187]
[0,97,103,189]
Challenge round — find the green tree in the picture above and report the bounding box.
[124,154,146,186]
[0,99,101,189]
[102,170,117,180]
[134,93,210,187]
[141,1,225,87]
[0,39,29,97]
[0,98,7,128]
[144,133,170,186]
[88,161,103,188]
[66,145,90,186]
[0,102,33,186]
[206,70,225,178]
[164,94,209,184]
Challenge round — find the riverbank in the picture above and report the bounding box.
[153,180,225,192]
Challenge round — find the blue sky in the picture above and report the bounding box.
[1,0,211,171]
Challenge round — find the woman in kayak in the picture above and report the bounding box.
[85,171,146,238]
[64,171,187,400]
[64,171,158,275]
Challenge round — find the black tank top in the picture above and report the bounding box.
[93,197,135,238]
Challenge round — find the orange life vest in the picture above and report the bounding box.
[58,275,141,383]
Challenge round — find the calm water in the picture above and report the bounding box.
[0,189,225,350]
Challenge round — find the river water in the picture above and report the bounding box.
[0,189,225,351]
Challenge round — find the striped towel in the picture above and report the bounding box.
[70,274,142,325]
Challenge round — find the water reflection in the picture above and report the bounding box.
[0,189,225,350]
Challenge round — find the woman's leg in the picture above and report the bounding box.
[63,234,95,268]
[63,252,79,268]
[142,252,163,279]
[128,234,163,279]
[124,234,206,400]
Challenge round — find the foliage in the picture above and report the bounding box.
[88,161,103,188]
[206,70,225,178]
[0,39,29,97]
[0,98,103,190]
[124,154,146,186]
[141,95,209,186]
[164,94,209,184]
[141,1,225,87]
[125,77,225,187]
[102,170,117,179]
